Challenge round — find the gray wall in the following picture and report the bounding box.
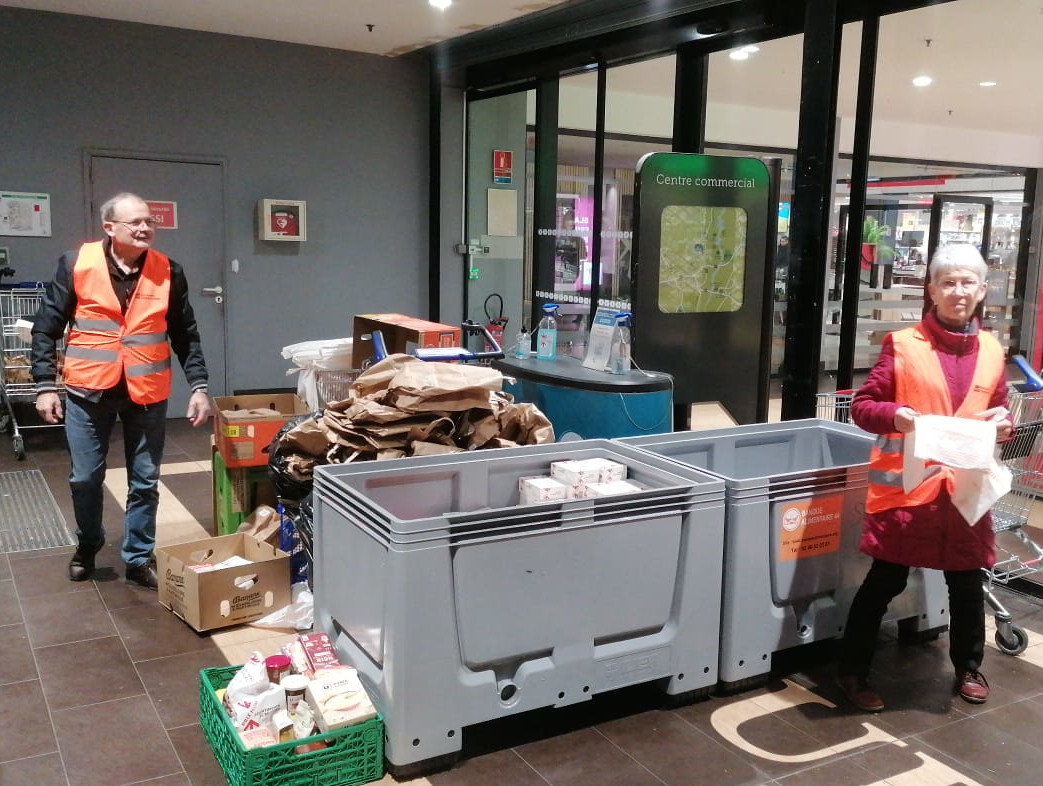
[465,93,529,338]
[0,8,431,392]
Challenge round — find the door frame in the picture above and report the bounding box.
[82,147,230,394]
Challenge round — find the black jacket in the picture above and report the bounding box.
[31,241,209,398]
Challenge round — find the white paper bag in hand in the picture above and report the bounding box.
[951,463,1012,526]
[910,415,996,470]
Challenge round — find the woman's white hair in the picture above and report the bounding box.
[929,243,988,284]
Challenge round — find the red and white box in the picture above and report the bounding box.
[298,632,340,673]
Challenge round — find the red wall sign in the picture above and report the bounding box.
[146,200,178,229]
[493,150,513,184]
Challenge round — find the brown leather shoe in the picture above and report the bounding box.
[836,673,885,712]
[125,560,158,590]
[955,671,989,704]
[68,539,105,582]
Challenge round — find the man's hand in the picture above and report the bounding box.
[36,392,63,424]
[186,390,212,427]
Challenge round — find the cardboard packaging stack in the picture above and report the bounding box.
[218,634,376,752]
[271,353,553,487]
[518,457,643,503]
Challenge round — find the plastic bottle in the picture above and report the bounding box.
[536,304,559,360]
[512,325,530,359]
[609,312,632,374]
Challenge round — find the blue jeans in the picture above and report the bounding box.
[65,393,168,568]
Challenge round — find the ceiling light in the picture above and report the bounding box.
[429,0,451,10]
[729,50,750,61]
[742,44,760,53]
[979,80,998,87]
[912,75,933,87]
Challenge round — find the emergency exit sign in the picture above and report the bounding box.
[493,150,513,184]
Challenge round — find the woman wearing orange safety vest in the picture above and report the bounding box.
[834,243,1013,713]
[31,193,211,590]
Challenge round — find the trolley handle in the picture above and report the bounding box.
[1012,355,1043,393]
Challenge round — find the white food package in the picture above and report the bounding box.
[519,476,567,504]
[305,665,378,732]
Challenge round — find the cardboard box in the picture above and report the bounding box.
[519,476,568,504]
[305,665,378,733]
[212,393,310,468]
[157,533,291,632]
[351,313,461,367]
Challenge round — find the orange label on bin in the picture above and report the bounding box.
[777,495,842,562]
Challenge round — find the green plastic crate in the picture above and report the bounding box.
[213,451,270,535]
[200,666,384,786]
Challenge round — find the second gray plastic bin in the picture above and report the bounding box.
[621,419,949,690]
[311,439,726,772]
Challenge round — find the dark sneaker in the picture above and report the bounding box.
[836,673,885,712]
[125,560,158,590]
[68,539,105,582]
[955,671,989,704]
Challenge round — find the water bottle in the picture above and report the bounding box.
[512,325,530,359]
[536,304,559,360]
[609,312,632,374]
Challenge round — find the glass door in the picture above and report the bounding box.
[925,195,1013,348]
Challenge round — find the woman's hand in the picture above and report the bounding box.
[976,406,1013,441]
[893,406,919,433]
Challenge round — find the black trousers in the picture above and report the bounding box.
[839,558,985,678]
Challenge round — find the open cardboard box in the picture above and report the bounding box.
[351,313,461,367]
[212,393,310,468]
[157,532,290,632]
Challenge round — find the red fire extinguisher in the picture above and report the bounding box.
[484,293,508,352]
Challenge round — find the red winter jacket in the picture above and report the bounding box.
[851,311,1008,571]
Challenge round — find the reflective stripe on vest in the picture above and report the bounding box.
[864,323,1004,513]
[63,241,173,405]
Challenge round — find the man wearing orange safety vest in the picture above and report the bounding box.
[835,243,1013,714]
[31,193,211,589]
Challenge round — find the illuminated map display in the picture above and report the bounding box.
[657,205,747,313]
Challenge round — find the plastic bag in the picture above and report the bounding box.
[283,338,356,409]
[250,582,314,630]
[267,412,322,502]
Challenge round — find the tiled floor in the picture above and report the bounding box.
[5,416,1043,786]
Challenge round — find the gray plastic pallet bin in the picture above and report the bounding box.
[621,419,948,690]
[312,439,726,772]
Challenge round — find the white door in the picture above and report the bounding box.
[87,153,227,408]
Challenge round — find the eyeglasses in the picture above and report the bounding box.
[936,278,983,294]
[109,217,158,229]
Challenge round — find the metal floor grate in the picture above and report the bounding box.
[0,470,75,553]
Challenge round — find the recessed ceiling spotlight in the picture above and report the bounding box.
[912,75,933,87]
[742,44,760,53]
[979,80,998,87]
[729,49,750,61]
[429,0,451,10]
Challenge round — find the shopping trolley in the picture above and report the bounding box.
[0,284,64,459]
[354,319,505,366]
[983,384,1043,655]
[815,389,854,423]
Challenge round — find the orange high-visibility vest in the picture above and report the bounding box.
[63,241,172,404]
[865,323,1004,513]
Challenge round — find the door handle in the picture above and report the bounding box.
[201,285,223,304]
